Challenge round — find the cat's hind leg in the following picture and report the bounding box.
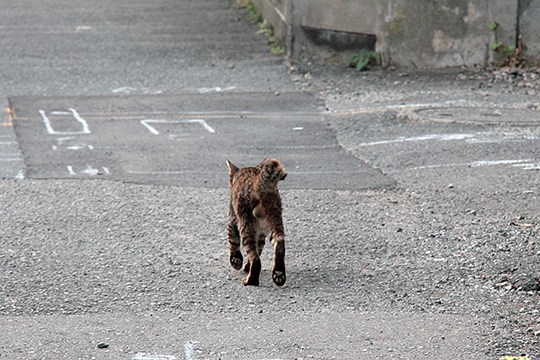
[227,215,243,271]
[271,232,286,286]
[240,224,261,286]
[243,233,266,273]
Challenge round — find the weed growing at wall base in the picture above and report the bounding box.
[245,2,262,23]
[349,49,379,71]
[488,22,523,67]
[245,2,285,56]
[257,20,285,55]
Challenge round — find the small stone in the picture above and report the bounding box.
[448,184,454,189]
[97,342,109,349]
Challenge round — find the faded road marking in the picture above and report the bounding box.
[198,86,236,93]
[184,340,198,360]
[132,354,177,360]
[355,129,540,147]
[39,108,90,135]
[410,159,538,171]
[357,133,484,147]
[140,119,215,135]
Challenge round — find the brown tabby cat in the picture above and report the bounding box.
[226,158,287,286]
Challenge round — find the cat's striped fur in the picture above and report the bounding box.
[226,158,287,286]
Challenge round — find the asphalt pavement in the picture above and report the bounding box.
[1,1,539,359]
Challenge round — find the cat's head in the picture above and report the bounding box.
[258,158,287,182]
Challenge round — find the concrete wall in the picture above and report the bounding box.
[519,0,540,61]
[378,0,492,68]
[251,0,540,69]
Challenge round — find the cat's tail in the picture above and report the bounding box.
[257,158,287,191]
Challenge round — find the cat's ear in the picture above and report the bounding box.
[256,158,268,168]
[226,159,239,178]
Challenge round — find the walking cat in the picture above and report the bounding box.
[226,158,287,286]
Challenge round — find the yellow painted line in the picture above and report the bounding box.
[2,107,15,126]
[5,107,15,118]
[12,112,317,122]
[7,100,535,123]
[499,356,531,360]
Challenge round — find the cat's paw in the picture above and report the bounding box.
[242,275,259,286]
[272,270,286,286]
[243,260,251,273]
[230,252,243,270]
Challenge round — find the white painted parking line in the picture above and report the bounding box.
[140,119,215,135]
[66,165,109,176]
[65,144,93,150]
[356,133,483,147]
[333,99,469,115]
[127,170,219,175]
[355,129,540,147]
[131,341,199,360]
[515,162,540,170]
[75,25,92,32]
[112,86,137,94]
[132,354,177,360]
[81,166,100,176]
[184,340,198,360]
[39,108,91,135]
[473,159,534,167]
[410,159,537,171]
[236,145,338,149]
[51,136,94,151]
[197,86,236,93]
